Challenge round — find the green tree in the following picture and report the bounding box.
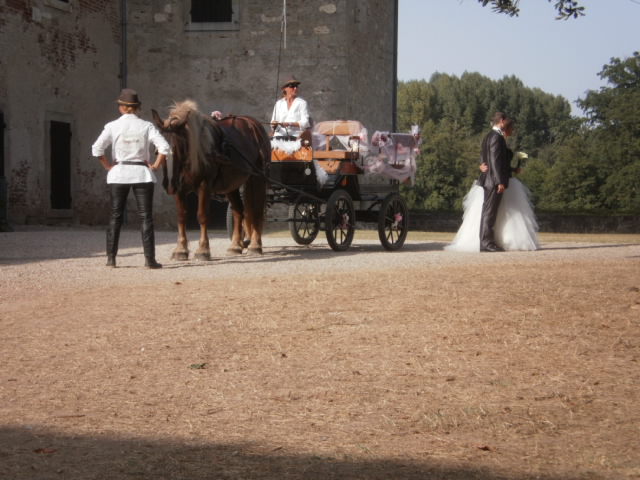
[535,133,608,211]
[397,75,573,211]
[576,52,640,211]
[404,119,479,211]
[578,52,640,135]
[398,55,639,215]
[397,80,438,132]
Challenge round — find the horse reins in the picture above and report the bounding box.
[215,115,327,204]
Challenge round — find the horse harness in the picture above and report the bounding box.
[214,116,327,204]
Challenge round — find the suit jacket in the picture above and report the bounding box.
[477,129,511,190]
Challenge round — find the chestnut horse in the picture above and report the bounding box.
[152,101,270,260]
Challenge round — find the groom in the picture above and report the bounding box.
[478,112,514,252]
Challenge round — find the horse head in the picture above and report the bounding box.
[152,106,270,261]
[152,100,221,194]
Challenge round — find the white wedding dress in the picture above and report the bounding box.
[445,178,539,252]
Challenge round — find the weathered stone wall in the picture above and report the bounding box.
[0,0,121,225]
[126,0,397,225]
[1,0,397,227]
[126,1,395,126]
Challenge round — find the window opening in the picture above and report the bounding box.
[44,0,72,12]
[186,0,239,31]
[191,0,232,23]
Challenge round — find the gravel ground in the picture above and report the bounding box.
[2,225,640,480]
[1,225,639,298]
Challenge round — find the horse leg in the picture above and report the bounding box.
[226,189,245,255]
[243,175,266,255]
[171,193,190,260]
[194,183,211,261]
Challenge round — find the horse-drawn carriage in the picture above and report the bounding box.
[262,119,419,251]
[152,101,418,261]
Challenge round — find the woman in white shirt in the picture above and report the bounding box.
[270,76,311,140]
[91,88,170,269]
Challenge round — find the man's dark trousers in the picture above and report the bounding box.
[480,185,503,250]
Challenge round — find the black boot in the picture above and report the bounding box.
[106,223,120,267]
[141,219,161,268]
[142,225,161,268]
[136,183,161,269]
[107,184,127,268]
[145,257,162,269]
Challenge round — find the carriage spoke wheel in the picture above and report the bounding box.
[378,193,408,251]
[289,197,320,245]
[226,203,235,240]
[226,203,250,248]
[325,190,355,252]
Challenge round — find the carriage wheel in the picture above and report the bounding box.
[226,203,234,240]
[226,203,250,247]
[325,190,355,252]
[378,193,409,251]
[289,197,320,245]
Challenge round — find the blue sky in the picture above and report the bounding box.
[398,0,639,115]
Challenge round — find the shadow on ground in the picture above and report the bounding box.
[0,227,450,266]
[1,426,590,480]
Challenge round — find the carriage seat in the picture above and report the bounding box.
[312,120,365,161]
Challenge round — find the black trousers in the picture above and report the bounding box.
[479,185,503,250]
[106,183,156,259]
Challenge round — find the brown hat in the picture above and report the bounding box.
[281,76,300,89]
[117,88,141,106]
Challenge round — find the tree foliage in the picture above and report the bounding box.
[398,53,640,214]
[398,73,572,211]
[478,0,585,20]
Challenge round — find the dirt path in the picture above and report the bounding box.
[1,227,639,479]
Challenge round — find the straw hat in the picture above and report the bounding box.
[281,76,301,89]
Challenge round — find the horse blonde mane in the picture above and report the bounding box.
[168,99,199,124]
[168,100,216,179]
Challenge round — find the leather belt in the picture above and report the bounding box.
[116,161,148,166]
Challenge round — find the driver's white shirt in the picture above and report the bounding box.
[92,113,170,184]
[271,97,310,138]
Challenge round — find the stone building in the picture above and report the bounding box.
[0,0,398,227]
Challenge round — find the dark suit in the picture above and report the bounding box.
[477,129,511,250]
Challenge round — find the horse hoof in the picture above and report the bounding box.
[194,252,211,261]
[226,247,243,256]
[246,247,263,255]
[242,239,251,249]
[171,251,189,261]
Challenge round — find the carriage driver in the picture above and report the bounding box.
[92,88,170,269]
[270,75,311,141]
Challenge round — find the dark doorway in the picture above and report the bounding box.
[0,110,9,230]
[0,111,5,177]
[50,120,72,209]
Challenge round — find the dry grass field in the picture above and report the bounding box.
[1,228,639,479]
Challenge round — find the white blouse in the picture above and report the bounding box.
[92,113,171,184]
[271,97,310,138]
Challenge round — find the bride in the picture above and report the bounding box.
[445,152,539,252]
